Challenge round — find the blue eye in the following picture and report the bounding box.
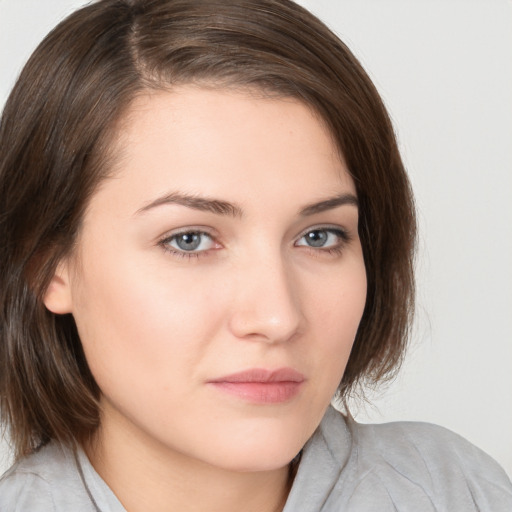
[296,228,348,250]
[163,231,215,254]
[160,226,349,259]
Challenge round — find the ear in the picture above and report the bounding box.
[43,260,73,314]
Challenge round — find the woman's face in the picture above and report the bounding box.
[46,87,367,472]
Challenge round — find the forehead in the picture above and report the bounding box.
[91,86,354,217]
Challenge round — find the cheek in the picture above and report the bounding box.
[317,252,366,323]
[307,257,367,379]
[69,252,228,397]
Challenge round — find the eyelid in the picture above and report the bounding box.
[157,225,219,242]
[294,225,352,253]
[157,227,222,258]
[296,224,351,242]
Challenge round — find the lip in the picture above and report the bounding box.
[207,368,305,404]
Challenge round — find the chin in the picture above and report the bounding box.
[197,425,306,473]
[214,448,300,473]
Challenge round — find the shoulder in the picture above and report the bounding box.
[0,468,55,512]
[350,417,507,477]
[288,408,512,511]
[0,443,94,512]
[345,415,512,510]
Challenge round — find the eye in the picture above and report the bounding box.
[160,230,217,256]
[295,227,349,251]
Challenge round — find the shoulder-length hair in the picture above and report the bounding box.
[0,0,415,459]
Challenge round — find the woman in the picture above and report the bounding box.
[0,0,511,510]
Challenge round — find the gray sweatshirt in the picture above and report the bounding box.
[1,406,511,511]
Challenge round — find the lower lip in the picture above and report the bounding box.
[209,381,303,404]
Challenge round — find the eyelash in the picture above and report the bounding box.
[158,226,351,260]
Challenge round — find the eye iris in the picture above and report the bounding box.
[306,230,328,247]
[176,232,201,251]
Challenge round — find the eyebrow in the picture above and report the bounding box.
[135,192,243,217]
[299,193,358,216]
[135,191,358,217]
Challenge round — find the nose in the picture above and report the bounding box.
[227,251,303,344]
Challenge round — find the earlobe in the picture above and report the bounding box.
[43,262,73,314]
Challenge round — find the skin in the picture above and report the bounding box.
[44,87,367,512]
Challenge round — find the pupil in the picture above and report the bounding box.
[307,230,327,247]
[177,233,201,251]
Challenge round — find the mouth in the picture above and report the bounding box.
[207,368,305,404]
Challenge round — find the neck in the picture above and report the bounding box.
[85,407,293,512]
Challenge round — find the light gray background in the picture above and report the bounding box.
[1,0,511,478]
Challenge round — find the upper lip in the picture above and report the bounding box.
[208,367,305,383]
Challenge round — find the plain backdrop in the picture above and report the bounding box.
[1,0,511,478]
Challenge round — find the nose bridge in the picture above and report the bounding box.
[228,243,302,343]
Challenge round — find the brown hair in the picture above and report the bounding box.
[0,0,415,459]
